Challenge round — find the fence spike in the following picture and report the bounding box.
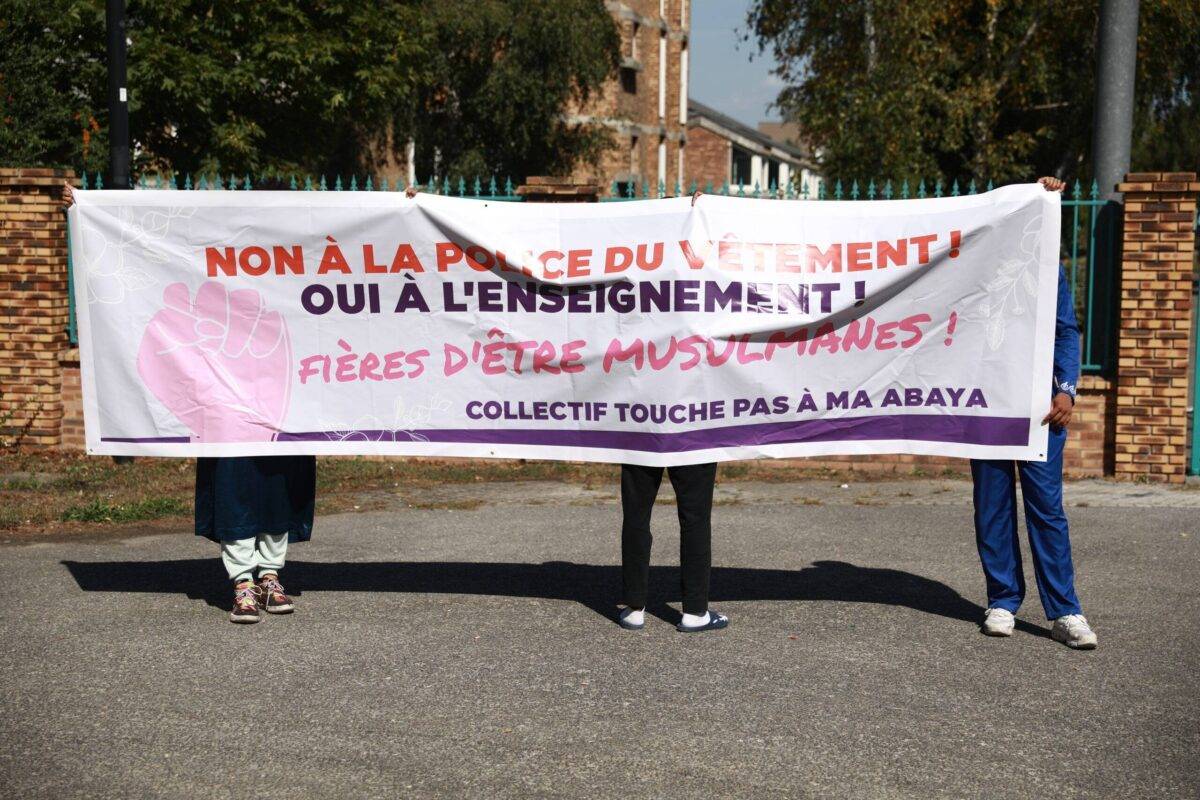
[900,178,910,199]
[834,179,843,200]
[244,174,252,191]
[198,175,208,190]
[504,176,514,196]
[1089,179,1099,200]
[705,180,714,194]
[368,175,376,191]
[934,178,943,197]
[817,180,826,200]
[882,180,892,200]
[967,178,977,195]
[916,179,926,198]
[951,179,960,197]
[441,176,451,195]
[349,175,358,191]
[986,179,994,192]
[381,176,390,192]
[850,180,860,200]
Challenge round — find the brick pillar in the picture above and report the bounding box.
[0,168,73,449]
[1114,171,1199,482]
[517,177,602,202]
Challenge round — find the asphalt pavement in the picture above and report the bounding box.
[1,478,1197,799]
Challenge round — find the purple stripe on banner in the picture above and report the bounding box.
[276,414,1028,452]
[102,436,192,443]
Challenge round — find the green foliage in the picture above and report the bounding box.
[748,0,1200,181]
[0,0,108,171]
[411,0,620,180]
[0,0,619,180]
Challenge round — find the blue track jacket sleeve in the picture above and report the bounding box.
[1054,266,1081,399]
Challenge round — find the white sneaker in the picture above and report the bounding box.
[982,607,1015,636]
[1051,614,1097,649]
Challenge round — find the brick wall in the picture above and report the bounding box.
[60,349,83,450]
[0,168,72,449]
[1113,171,1199,482]
[568,0,689,193]
[683,125,730,189]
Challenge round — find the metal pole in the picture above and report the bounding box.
[1091,0,1139,201]
[106,0,135,465]
[106,0,130,189]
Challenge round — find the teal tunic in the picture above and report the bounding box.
[195,456,316,543]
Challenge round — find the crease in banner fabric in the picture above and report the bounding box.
[68,185,1060,465]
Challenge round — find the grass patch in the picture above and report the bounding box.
[61,497,188,523]
[0,452,890,537]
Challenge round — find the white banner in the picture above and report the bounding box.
[68,185,1060,465]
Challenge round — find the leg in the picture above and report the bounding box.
[621,463,664,611]
[970,458,1024,613]
[255,533,295,614]
[220,537,258,584]
[1016,426,1082,620]
[255,533,288,578]
[221,537,261,623]
[668,462,716,616]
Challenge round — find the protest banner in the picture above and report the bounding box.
[68,185,1060,465]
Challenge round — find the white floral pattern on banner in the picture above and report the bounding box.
[317,394,453,443]
[982,214,1043,350]
[81,205,195,304]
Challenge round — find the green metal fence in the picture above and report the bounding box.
[65,173,1117,377]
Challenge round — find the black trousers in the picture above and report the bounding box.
[621,462,717,616]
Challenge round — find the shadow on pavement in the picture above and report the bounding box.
[60,558,1051,636]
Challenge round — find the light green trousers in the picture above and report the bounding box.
[221,533,288,583]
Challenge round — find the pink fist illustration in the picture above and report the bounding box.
[137,281,292,442]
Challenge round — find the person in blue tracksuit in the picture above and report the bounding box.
[971,176,1097,649]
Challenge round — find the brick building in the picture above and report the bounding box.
[567,1,691,194]
[685,100,820,196]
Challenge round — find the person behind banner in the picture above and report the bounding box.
[63,179,335,624]
[970,176,1097,649]
[616,190,728,634]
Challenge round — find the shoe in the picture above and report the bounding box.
[676,610,729,633]
[617,608,645,630]
[1051,614,1097,649]
[982,607,1015,637]
[229,580,261,624]
[256,573,295,614]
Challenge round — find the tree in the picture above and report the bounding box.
[410,0,619,181]
[0,0,619,181]
[0,0,108,173]
[747,0,1200,183]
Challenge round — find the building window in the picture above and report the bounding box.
[630,22,640,59]
[621,66,638,94]
[731,147,753,186]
